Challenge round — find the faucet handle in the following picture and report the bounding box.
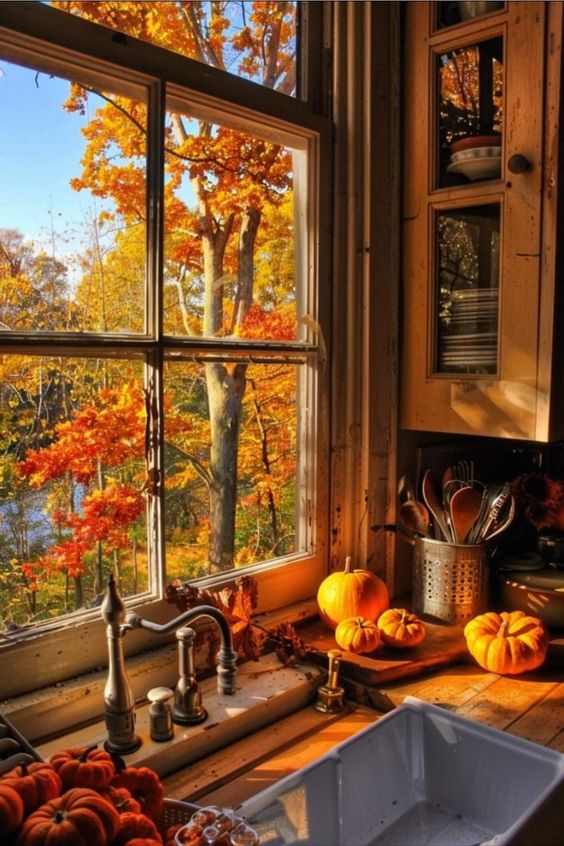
[313,649,346,714]
[147,687,174,742]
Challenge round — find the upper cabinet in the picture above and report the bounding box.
[401,2,564,441]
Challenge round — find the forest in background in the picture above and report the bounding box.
[0,1,301,628]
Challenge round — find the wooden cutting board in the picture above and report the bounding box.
[300,617,470,686]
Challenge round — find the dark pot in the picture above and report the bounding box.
[537,531,564,565]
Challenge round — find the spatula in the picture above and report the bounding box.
[422,469,450,541]
[399,500,430,538]
[449,485,483,544]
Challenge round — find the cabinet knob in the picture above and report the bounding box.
[507,154,530,174]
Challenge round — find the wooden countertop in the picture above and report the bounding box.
[162,660,564,810]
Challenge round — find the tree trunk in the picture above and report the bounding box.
[206,361,247,571]
[203,208,260,570]
[74,574,83,608]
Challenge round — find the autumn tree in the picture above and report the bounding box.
[52,1,298,572]
[18,382,147,608]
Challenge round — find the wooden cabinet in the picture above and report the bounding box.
[400,2,564,441]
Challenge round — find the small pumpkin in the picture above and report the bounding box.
[377,608,426,649]
[0,783,24,837]
[18,786,120,846]
[110,764,164,822]
[335,616,382,654]
[125,839,164,846]
[50,744,115,790]
[1,760,62,815]
[113,810,162,846]
[99,784,142,815]
[317,556,389,629]
[464,610,549,675]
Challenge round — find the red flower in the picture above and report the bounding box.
[511,472,564,530]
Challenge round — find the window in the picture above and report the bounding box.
[0,2,329,696]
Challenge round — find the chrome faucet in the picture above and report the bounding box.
[102,576,238,754]
[125,605,238,726]
[101,574,141,754]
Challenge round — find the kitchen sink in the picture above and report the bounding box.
[238,697,564,846]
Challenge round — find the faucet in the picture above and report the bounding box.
[101,575,238,754]
[125,605,238,726]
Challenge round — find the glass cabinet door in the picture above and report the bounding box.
[401,2,546,439]
[435,204,500,374]
[437,37,503,188]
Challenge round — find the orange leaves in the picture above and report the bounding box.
[20,382,145,487]
[238,303,295,341]
[17,382,147,582]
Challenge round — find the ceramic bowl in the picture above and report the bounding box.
[451,146,502,163]
[450,134,502,154]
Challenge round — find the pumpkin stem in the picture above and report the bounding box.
[54,810,67,824]
[344,556,352,574]
[111,754,127,773]
[79,744,99,762]
[497,620,509,638]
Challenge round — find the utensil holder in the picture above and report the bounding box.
[412,537,488,625]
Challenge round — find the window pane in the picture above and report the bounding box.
[0,356,147,629]
[438,38,503,188]
[51,1,297,96]
[163,107,304,341]
[164,357,304,577]
[435,204,500,375]
[0,58,147,334]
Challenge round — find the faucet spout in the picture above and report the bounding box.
[126,604,237,695]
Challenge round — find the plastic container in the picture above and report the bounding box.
[238,698,564,846]
[412,537,488,625]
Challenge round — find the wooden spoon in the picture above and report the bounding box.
[399,500,430,537]
[449,486,483,544]
[422,469,450,541]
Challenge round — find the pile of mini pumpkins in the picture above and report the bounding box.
[317,557,551,676]
[0,745,185,846]
[316,556,427,654]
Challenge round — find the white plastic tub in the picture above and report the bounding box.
[238,697,564,846]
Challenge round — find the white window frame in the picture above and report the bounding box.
[0,2,332,700]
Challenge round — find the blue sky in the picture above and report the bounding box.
[0,58,103,256]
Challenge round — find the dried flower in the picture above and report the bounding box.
[511,472,564,530]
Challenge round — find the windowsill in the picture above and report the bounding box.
[34,652,324,780]
[2,598,319,746]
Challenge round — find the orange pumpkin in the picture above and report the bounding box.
[126,840,164,846]
[50,744,115,790]
[464,610,549,675]
[113,810,162,845]
[111,764,164,822]
[335,616,382,654]
[1,760,62,815]
[18,787,120,846]
[0,783,24,837]
[99,784,142,815]
[377,608,426,649]
[317,556,389,629]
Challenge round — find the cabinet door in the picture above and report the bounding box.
[401,2,545,439]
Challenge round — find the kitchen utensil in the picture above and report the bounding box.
[397,473,415,504]
[477,484,512,542]
[467,483,502,544]
[449,485,483,544]
[481,495,515,542]
[422,469,450,541]
[398,500,430,537]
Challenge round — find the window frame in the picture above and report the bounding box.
[0,1,332,699]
